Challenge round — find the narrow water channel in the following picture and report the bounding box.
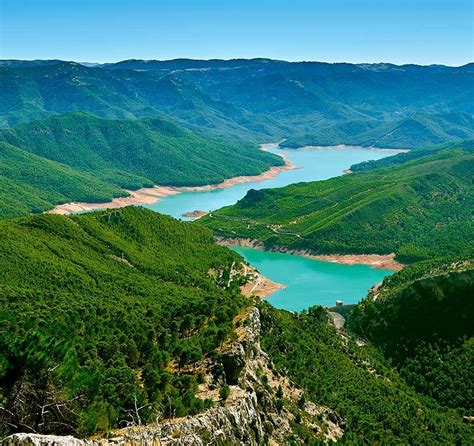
[145,146,392,219]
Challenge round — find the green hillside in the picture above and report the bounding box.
[260,302,473,444]
[0,141,127,219]
[350,139,474,172]
[201,149,474,263]
[0,207,247,436]
[0,112,283,219]
[349,257,474,410]
[0,112,282,188]
[283,112,474,150]
[1,207,471,443]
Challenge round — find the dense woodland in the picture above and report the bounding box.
[0,112,282,219]
[350,139,473,172]
[201,148,474,263]
[348,257,474,410]
[260,302,473,444]
[0,207,247,436]
[1,207,472,443]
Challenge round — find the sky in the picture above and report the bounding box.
[1,0,472,66]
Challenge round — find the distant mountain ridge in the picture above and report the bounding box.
[1,58,472,147]
[97,58,474,73]
[3,58,473,72]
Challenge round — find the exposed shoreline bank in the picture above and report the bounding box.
[48,142,407,216]
[48,147,294,215]
[218,238,404,271]
[240,263,286,298]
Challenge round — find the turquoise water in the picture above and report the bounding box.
[144,145,397,310]
[231,247,393,311]
[145,147,391,219]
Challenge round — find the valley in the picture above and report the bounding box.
[0,56,472,445]
[46,142,402,310]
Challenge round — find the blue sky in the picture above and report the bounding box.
[1,0,472,65]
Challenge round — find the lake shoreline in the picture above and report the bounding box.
[217,238,404,271]
[48,149,294,215]
[240,263,286,298]
[47,142,406,216]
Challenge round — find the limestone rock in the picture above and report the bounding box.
[3,307,344,445]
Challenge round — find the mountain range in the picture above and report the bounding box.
[2,59,473,147]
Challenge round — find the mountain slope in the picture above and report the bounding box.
[0,207,247,436]
[350,139,474,172]
[259,301,473,444]
[200,149,474,263]
[1,112,283,188]
[283,112,474,149]
[348,257,474,410]
[0,207,472,444]
[0,112,283,218]
[2,60,473,147]
[0,141,127,219]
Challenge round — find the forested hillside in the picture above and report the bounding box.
[350,139,474,172]
[1,59,473,147]
[0,141,127,219]
[0,207,247,436]
[349,257,474,410]
[260,302,473,444]
[201,149,474,263]
[0,112,282,219]
[282,112,474,150]
[1,207,472,443]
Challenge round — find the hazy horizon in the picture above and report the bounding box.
[2,57,472,68]
[1,0,472,66]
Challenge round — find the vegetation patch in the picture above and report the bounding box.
[0,207,248,436]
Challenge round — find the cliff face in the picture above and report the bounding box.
[3,307,343,445]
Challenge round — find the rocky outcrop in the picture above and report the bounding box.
[2,434,87,446]
[3,307,344,445]
[221,344,246,385]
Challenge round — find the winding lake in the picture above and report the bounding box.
[145,146,391,220]
[145,145,398,310]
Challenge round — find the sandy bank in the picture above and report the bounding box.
[48,147,294,215]
[175,156,293,192]
[48,186,180,215]
[240,263,286,298]
[218,238,404,271]
[182,210,209,219]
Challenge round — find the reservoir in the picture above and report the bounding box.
[145,145,399,310]
[231,246,393,311]
[145,146,392,219]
